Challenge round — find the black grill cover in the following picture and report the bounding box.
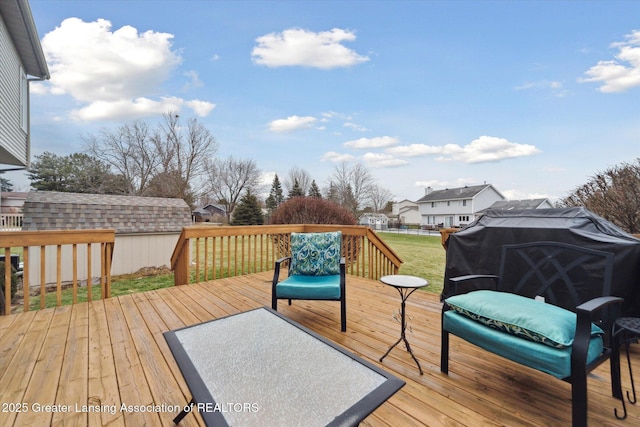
[442,207,640,316]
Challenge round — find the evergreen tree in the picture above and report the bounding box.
[265,174,284,213]
[309,179,322,198]
[231,189,264,225]
[287,178,304,199]
[0,174,13,192]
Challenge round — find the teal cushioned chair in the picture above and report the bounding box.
[272,231,346,332]
[441,241,622,427]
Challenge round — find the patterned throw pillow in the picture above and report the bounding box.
[445,290,604,348]
[289,231,342,276]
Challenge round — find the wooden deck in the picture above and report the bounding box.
[1,272,639,426]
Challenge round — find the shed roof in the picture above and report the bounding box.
[22,191,191,233]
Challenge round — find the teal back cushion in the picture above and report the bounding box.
[445,290,604,348]
[289,231,342,276]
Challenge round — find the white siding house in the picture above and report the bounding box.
[390,199,420,227]
[416,184,506,228]
[0,0,49,169]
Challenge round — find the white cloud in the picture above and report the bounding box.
[40,18,215,120]
[182,70,204,91]
[343,122,368,132]
[415,178,476,189]
[251,28,370,69]
[580,30,640,92]
[514,80,568,97]
[344,136,398,149]
[268,115,317,132]
[361,153,407,168]
[321,151,356,162]
[387,136,540,163]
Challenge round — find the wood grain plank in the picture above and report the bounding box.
[103,297,160,426]
[14,306,72,426]
[87,300,124,426]
[52,304,89,426]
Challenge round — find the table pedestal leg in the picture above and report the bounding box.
[380,287,423,375]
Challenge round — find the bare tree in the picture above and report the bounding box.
[368,184,394,213]
[284,166,312,196]
[205,157,262,222]
[85,121,159,195]
[328,161,375,213]
[84,113,218,205]
[562,158,640,233]
[152,112,218,202]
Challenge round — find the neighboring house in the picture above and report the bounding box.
[0,191,27,214]
[417,184,506,228]
[192,208,212,222]
[359,213,389,230]
[482,198,555,212]
[22,191,192,285]
[0,0,49,170]
[193,203,226,223]
[389,199,420,227]
[0,191,27,230]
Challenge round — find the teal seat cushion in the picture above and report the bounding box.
[445,290,604,348]
[276,275,341,300]
[443,310,604,379]
[289,231,341,276]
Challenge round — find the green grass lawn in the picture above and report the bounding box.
[378,232,446,295]
[15,232,447,312]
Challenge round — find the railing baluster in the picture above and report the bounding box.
[72,243,78,304]
[40,246,46,309]
[23,246,29,312]
[87,243,92,302]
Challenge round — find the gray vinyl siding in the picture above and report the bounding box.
[0,15,29,167]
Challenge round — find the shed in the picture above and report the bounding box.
[442,207,640,316]
[22,191,192,284]
[359,213,389,230]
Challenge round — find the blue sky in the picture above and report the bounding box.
[8,0,640,203]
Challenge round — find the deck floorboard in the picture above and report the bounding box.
[1,271,639,426]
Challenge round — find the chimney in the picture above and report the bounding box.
[425,186,432,195]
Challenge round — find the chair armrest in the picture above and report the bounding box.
[275,256,291,268]
[448,274,499,295]
[573,296,624,367]
[272,256,292,287]
[576,296,623,314]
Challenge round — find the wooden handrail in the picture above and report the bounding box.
[171,224,403,285]
[1,230,115,315]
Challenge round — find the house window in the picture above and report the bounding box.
[462,200,467,207]
[447,201,450,206]
[458,215,470,222]
[431,202,436,208]
[20,67,28,132]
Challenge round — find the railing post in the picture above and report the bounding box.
[173,238,190,286]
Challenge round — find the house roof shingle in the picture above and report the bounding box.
[22,191,191,233]
[416,184,498,202]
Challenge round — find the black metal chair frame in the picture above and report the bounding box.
[441,241,622,427]
[272,256,347,332]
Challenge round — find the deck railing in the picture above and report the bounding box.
[171,224,403,285]
[1,229,115,315]
[0,213,23,231]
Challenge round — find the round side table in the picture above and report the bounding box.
[379,275,429,375]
